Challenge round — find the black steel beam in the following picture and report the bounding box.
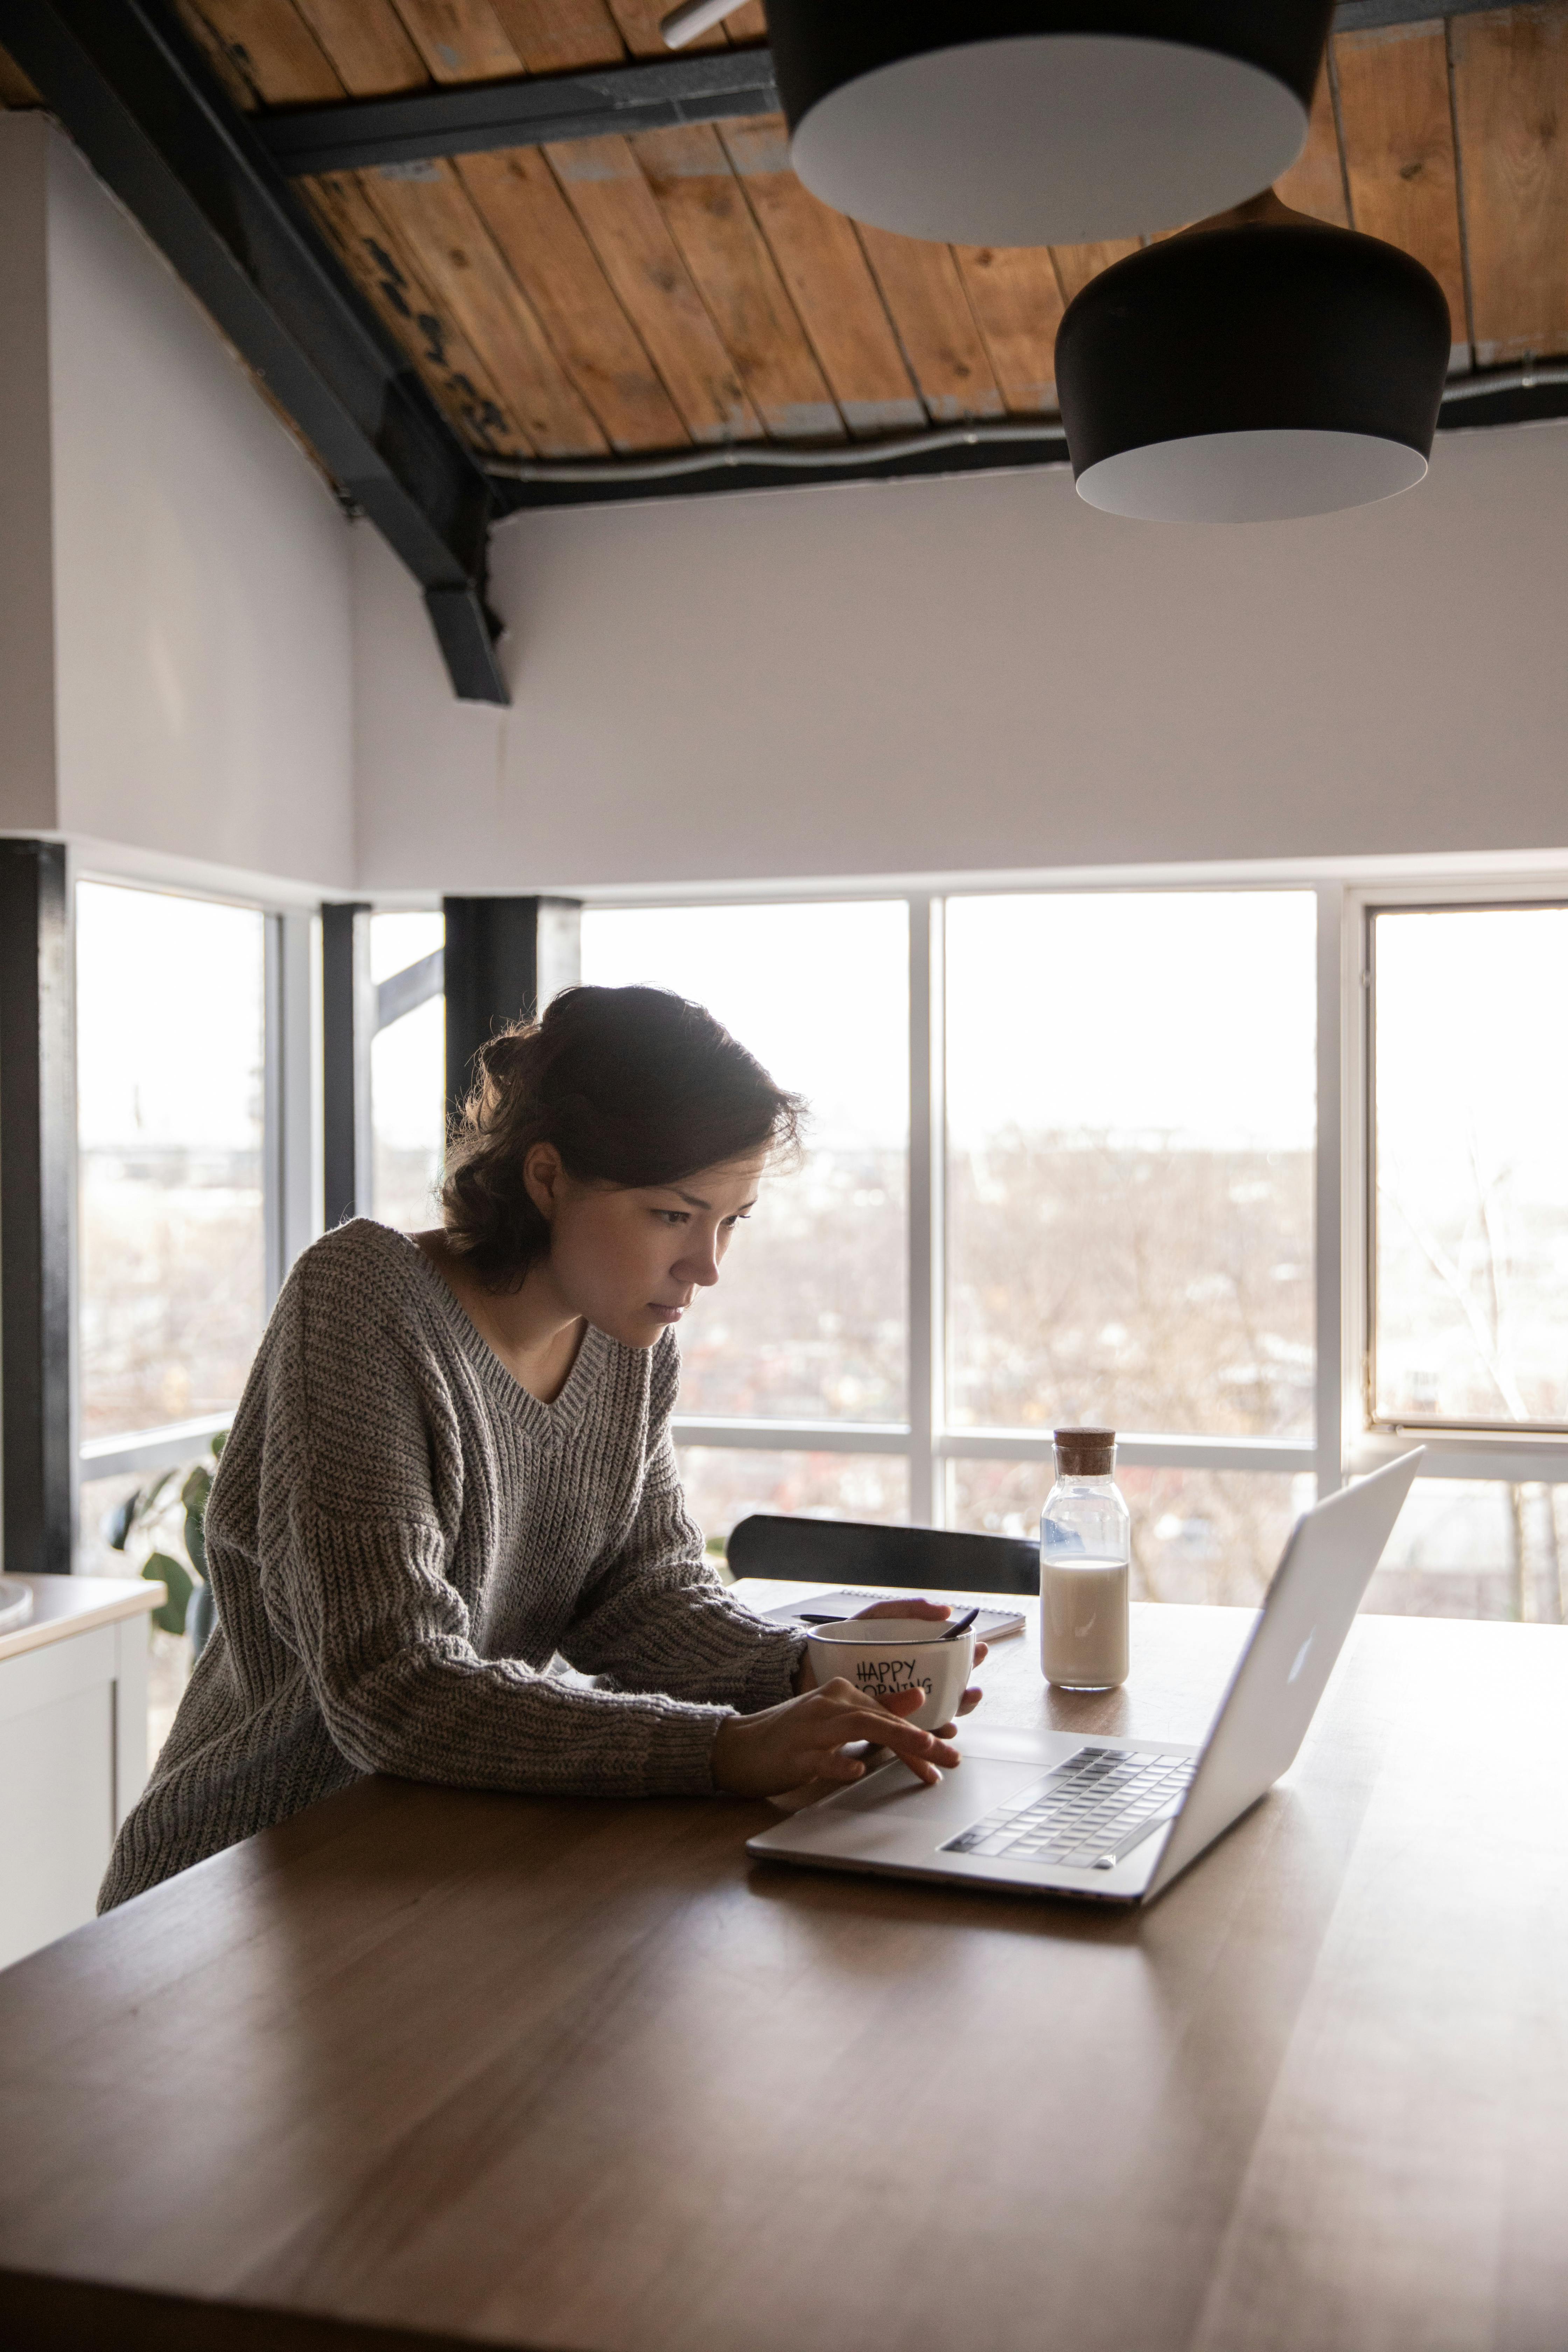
[443,899,581,1130]
[255,1,1500,179]
[321,903,371,1230]
[261,48,778,178]
[0,843,75,1574]
[1,0,508,704]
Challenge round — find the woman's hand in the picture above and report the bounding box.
[791,1597,988,1732]
[711,1679,959,1798]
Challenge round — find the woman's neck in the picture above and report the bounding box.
[412,1229,584,1404]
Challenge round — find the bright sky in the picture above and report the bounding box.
[582,902,911,1153]
[77,882,264,1150]
[586,891,1318,1157]
[1375,905,1568,1221]
[76,886,1323,1161]
[946,890,1317,1152]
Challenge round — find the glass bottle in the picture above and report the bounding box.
[1040,1427,1130,1690]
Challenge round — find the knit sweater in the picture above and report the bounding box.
[100,1219,804,1910]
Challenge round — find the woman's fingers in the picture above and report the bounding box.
[814,1715,959,1782]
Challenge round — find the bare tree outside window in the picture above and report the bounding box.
[1371,905,1568,1623]
[77,884,266,1439]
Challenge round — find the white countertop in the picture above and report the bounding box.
[0,1573,163,1664]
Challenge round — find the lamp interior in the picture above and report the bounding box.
[789,35,1307,246]
[1076,428,1430,523]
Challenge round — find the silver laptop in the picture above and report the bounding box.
[747,1450,1423,1907]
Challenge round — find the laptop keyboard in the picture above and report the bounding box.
[942,1745,1198,1872]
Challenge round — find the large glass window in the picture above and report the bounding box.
[1372,904,1568,1431]
[945,891,1317,1438]
[369,911,446,1234]
[677,1450,910,1553]
[581,902,909,1423]
[77,883,266,1440]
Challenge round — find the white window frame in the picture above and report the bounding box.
[1343,876,1568,1487]
[624,869,1568,1517]
[650,877,1323,1520]
[74,873,321,1490]
[75,866,1568,1512]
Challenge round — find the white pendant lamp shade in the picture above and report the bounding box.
[768,2,1336,247]
[1055,198,1452,524]
[1077,430,1429,524]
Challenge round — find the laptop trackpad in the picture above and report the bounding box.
[807,1751,1065,1844]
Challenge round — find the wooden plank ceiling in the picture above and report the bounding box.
[7,2,1568,468]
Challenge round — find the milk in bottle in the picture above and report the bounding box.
[1040,1427,1130,1690]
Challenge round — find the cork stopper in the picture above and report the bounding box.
[1054,1427,1117,1478]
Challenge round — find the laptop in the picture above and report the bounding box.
[747,1449,1423,1907]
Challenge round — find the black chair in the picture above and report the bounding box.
[726,1513,1037,1597]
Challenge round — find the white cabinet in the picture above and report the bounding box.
[0,1577,160,1970]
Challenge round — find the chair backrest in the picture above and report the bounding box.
[726,1513,1038,1597]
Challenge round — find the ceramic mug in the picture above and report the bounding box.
[804,1617,976,1735]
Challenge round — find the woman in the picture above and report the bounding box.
[102,984,983,1909]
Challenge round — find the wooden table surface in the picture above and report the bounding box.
[2,1588,1566,2352]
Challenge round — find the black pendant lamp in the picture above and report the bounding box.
[768,1,1335,246]
[1055,194,1452,523]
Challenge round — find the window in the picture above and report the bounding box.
[77,883,266,1440]
[945,891,1316,1440]
[677,1451,910,1553]
[369,911,446,1234]
[73,872,1567,1636]
[1370,903,1568,1432]
[582,882,1568,1623]
[581,902,909,1426]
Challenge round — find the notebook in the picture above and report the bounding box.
[756,1588,1027,1643]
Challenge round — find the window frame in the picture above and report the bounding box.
[74,864,1568,1528]
[586,877,1331,1519]
[1345,878,1568,1485]
[72,868,321,1491]
[594,871,1568,1514]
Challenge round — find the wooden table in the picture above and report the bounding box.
[1,1587,1566,2352]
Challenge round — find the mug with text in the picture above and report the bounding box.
[804,1617,976,1735]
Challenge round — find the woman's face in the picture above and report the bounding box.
[526,1148,767,1349]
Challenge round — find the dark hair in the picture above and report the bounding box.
[439,984,805,1288]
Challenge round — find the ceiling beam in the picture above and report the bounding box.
[2,0,509,704]
[260,48,779,178]
[259,2,1508,180]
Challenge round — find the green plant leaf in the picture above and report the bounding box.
[136,1468,178,1526]
[211,1430,227,1460]
[184,1505,207,1581]
[103,1491,140,1551]
[143,1549,193,1637]
[181,1465,211,1514]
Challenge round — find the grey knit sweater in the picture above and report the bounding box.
[100,1219,803,1910]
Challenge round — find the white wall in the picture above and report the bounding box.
[0,116,354,896]
[355,418,1568,895]
[0,116,57,832]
